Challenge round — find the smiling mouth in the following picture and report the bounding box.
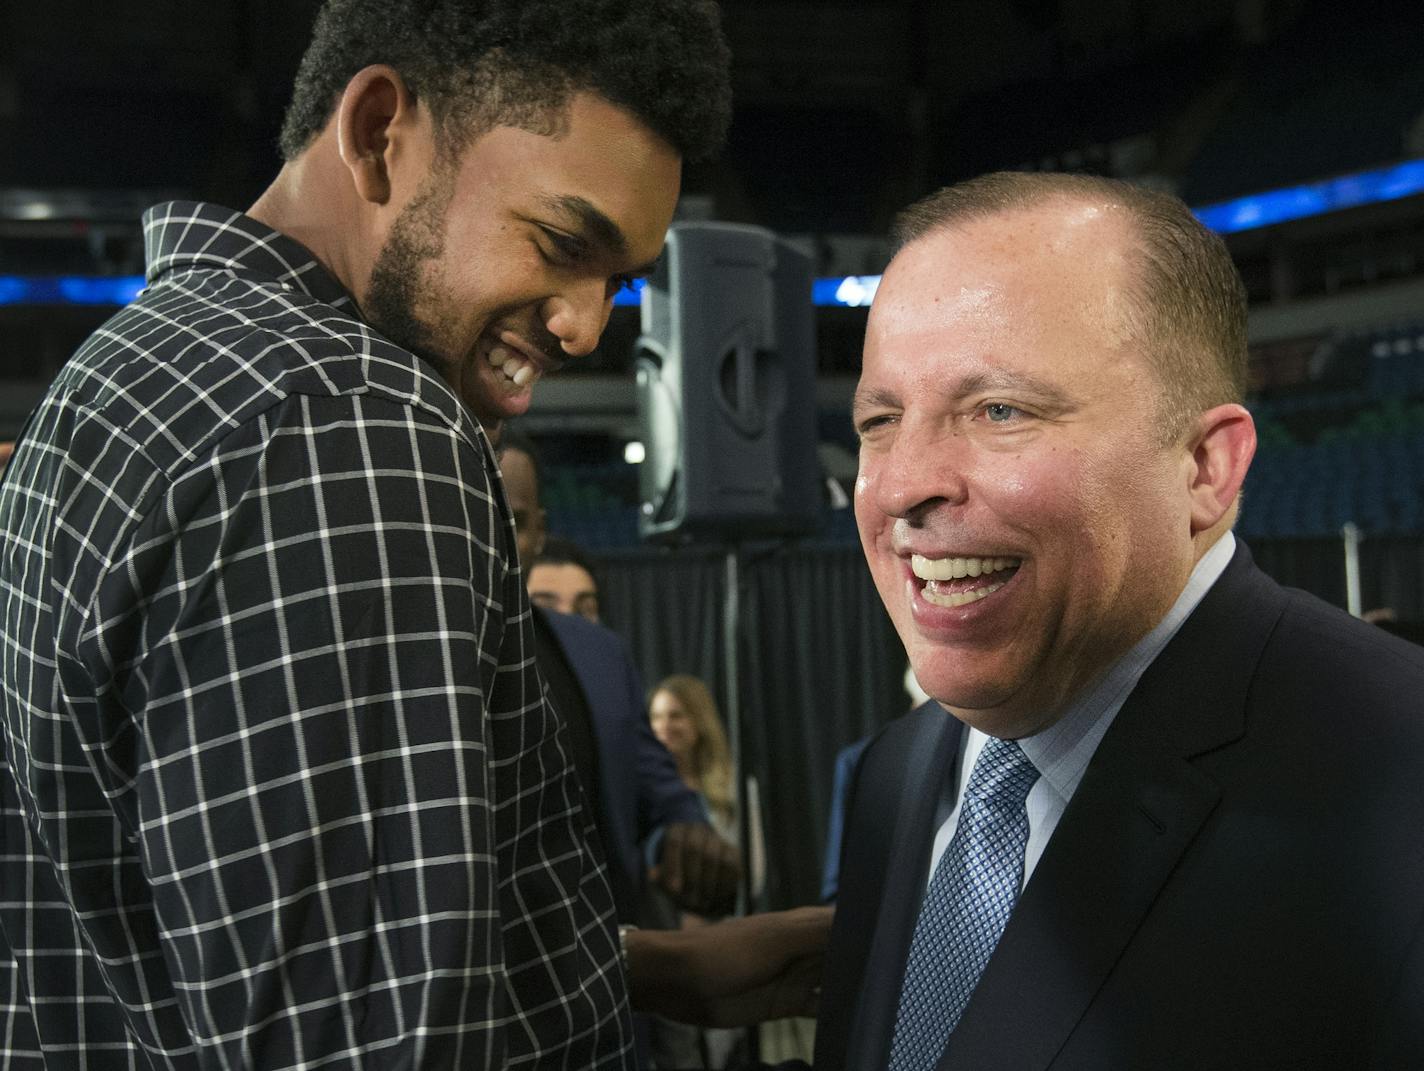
[481,325,569,391]
[911,553,1022,608]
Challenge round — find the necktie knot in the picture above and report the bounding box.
[963,736,1037,807]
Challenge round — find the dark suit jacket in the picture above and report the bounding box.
[822,702,947,903]
[540,609,706,921]
[816,544,1424,1070]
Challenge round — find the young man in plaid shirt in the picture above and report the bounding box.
[0,2,826,1065]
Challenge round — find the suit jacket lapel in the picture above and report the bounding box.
[816,703,963,1071]
[941,545,1286,1070]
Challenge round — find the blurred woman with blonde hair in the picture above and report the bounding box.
[649,673,735,837]
[646,673,754,1067]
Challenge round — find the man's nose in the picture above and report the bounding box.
[871,425,970,521]
[542,281,615,358]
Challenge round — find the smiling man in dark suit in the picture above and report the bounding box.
[818,171,1424,1070]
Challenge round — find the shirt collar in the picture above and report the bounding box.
[1012,531,1238,801]
[141,201,358,314]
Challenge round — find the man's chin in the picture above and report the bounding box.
[930,689,1059,740]
[910,660,1039,734]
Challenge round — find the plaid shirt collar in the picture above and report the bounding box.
[142,200,359,314]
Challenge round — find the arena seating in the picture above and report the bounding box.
[1240,320,1424,538]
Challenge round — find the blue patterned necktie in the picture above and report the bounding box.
[888,736,1039,1071]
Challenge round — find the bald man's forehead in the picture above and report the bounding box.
[498,448,540,509]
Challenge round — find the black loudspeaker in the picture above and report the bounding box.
[635,222,822,544]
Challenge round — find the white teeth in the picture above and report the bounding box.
[922,580,1008,608]
[910,554,1021,581]
[484,342,540,388]
[498,357,528,385]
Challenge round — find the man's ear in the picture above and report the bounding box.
[334,64,420,206]
[1185,403,1257,534]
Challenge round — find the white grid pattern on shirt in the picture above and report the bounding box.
[0,202,631,1068]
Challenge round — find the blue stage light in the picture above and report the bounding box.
[0,275,146,307]
[612,279,646,307]
[56,276,146,305]
[1193,159,1424,234]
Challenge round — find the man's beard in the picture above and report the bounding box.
[363,167,458,374]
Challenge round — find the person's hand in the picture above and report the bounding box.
[651,821,741,916]
[0,441,13,476]
[625,905,832,1027]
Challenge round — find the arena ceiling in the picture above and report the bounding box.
[2,0,1421,236]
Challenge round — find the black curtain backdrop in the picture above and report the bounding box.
[593,531,1424,910]
[1248,534,1424,617]
[1249,537,1350,608]
[598,540,906,910]
[1358,536,1424,618]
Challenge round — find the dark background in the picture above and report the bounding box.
[4,0,1422,228]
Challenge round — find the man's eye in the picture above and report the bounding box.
[537,226,585,263]
[855,414,895,438]
[984,403,1019,422]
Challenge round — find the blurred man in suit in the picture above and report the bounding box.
[531,535,604,621]
[496,429,739,922]
[818,172,1424,1070]
[821,665,935,903]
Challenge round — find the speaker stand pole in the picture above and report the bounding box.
[722,541,761,1063]
[721,543,748,910]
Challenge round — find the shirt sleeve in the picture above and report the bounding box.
[82,390,513,1064]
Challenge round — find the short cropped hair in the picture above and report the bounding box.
[279,0,732,162]
[893,172,1249,439]
[535,536,601,591]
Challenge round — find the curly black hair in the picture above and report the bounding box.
[278,0,732,162]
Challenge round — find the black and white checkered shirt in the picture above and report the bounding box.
[0,203,632,1068]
